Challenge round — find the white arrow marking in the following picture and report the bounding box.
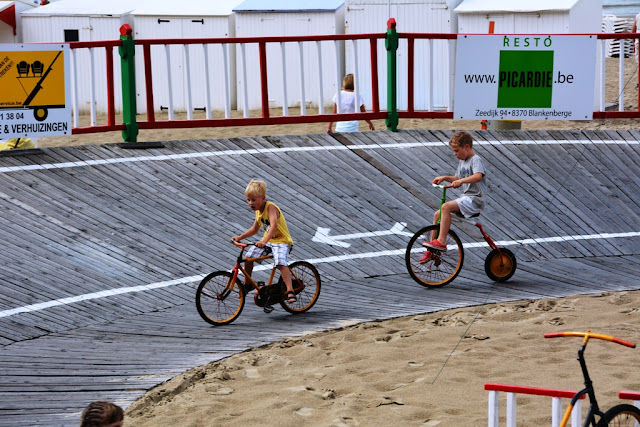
[312,222,411,248]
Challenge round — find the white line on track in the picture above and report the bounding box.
[1,231,638,319]
[0,139,637,174]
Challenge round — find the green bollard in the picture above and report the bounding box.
[119,24,139,143]
[385,18,399,132]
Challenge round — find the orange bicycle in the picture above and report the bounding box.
[545,330,640,426]
[196,241,321,326]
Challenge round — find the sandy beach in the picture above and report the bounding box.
[124,291,640,426]
[25,57,640,426]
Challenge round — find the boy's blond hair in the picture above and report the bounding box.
[449,131,473,148]
[245,180,267,198]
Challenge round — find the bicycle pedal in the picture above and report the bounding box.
[263,305,274,314]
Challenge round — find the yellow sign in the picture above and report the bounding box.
[0,50,65,111]
[0,44,71,137]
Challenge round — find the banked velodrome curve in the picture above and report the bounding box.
[0,129,639,426]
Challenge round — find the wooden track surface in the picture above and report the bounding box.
[1,129,639,426]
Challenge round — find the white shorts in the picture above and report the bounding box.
[455,196,483,218]
[245,243,292,266]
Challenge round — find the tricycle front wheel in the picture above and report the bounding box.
[405,225,464,288]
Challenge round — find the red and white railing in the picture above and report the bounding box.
[66,31,640,136]
[486,384,640,427]
[485,383,585,427]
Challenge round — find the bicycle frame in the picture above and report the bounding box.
[227,240,308,295]
[435,184,502,253]
[545,331,637,427]
[228,242,278,292]
[561,345,604,427]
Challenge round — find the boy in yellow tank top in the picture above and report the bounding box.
[231,180,296,303]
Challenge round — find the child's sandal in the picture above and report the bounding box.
[286,291,297,303]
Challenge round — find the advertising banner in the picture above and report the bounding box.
[0,43,71,137]
[453,35,597,121]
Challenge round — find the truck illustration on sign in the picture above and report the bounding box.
[0,49,65,121]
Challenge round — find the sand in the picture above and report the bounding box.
[124,292,640,427]
[22,57,640,425]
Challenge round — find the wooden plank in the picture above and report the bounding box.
[1,133,640,427]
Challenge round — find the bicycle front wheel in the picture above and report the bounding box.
[598,404,640,426]
[196,271,245,326]
[279,261,321,314]
[405,225,464,288]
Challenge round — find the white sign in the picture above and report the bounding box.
[0,44,71,137]
[453,35,597,121]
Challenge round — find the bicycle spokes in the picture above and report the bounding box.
[405,225,464,287]
[279,261,321,314]
[195,271,245,326]
[216,288,232,301]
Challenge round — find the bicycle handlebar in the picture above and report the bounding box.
[544,331,636,348]
[432,183,451,189]
[231,239,250,249]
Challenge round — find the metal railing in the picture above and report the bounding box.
[65,21,640,141]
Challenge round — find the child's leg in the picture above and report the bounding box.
[277,265,294,294]
[431,209,441,241]
[436,200,461,244]
[271,244,296,302]
[242,245,268,287]
[244,260,254,285]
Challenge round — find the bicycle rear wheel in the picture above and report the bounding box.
[196,271,245,326]
[405,225,464,288]
[598,404,640,426]
[279,261,321,313]
[484,248,517,282]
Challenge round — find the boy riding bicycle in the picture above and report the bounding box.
[421,131,488,263]
[230,180,297,303]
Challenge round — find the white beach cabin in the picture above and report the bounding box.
[20,0,135,116]
[345,0,464,112]
[233,0,345,114]
[0,0,38,43]
[131,0,243,117]
[454,0,601,33]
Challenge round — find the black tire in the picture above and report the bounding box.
[484,248,517,282]
[598,404,640,426]
[33,108,48,122]
[405,225,464,288]
[279,261,321,313]
[196,271,245,326]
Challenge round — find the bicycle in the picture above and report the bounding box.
[405,183,517,287]
[195,241,321,326]
[544,330,640,426]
